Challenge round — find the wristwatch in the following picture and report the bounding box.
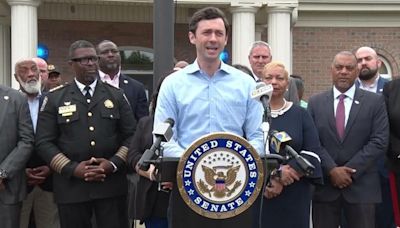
[0,169,8,179]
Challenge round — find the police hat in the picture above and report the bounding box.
[48,64,60,75]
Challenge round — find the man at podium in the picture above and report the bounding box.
[154,6,264,228]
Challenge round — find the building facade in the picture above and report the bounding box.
[1,0,400,98]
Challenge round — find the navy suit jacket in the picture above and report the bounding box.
[119,74,149,121]
[308,87,389,203]
[355,76,389,94]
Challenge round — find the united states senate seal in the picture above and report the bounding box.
[177,132,264,219]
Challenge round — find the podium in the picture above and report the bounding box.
[157,133,265,228]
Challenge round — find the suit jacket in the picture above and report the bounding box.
[127,115,169,221]
[308,87,389,203]
[383,78,400,172]
[26,93,53,192]
[0,85,34,204]
[355,75,389,94]
[119,74,149,121]
[35,81,136,204]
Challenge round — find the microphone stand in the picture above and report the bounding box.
[259,104,272,228]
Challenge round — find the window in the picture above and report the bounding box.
[378,55,392,80]
[119,46,154,99]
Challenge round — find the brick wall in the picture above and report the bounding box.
[293,27,400,99]
[39,20,400,98]
[38,19,197,83]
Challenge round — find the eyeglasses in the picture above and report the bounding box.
[71,56,99,65]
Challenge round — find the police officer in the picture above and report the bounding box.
[35,40,136,228]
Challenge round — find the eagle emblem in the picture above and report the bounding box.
[198,165,241,198]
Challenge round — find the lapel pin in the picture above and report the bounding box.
[3,96,9,100]
[124,79,128,84]
[355,100,360,104]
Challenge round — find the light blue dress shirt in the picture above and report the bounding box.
[154,60,264,158]
[27,93,41,133]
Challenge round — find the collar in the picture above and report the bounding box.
[99,69,121,80]
[186,59,229,76]
[333,84,356,100]
[75,78,97,93]
[19,89,41,100]
[357,74,379,89]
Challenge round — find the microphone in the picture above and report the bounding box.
[251,82,273,110]
[137,118,175,171]
[270,130,315,176]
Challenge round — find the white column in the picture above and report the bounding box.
[267,6,293,74]
[7,0,40,89]
[0,19,11,86]
[230,6,259,65]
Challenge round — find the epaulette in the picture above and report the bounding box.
[49,84,66,92]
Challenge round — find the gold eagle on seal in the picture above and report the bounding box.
[197,165,241,198]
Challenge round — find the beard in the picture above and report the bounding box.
[18,76,41,95]
[359,67,378,81]
[104,62,119,72]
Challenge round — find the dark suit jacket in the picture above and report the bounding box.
[127,115,169,221]
[35,81,136,203]
[308,87,389,203]
[0,85,34,204]
[26,93,52,192]
[119,74,149,121]
[383,78,400,172]
[355,76,389,94]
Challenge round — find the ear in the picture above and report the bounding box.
[377,58,382,68]
[188,31,196,45]
[224,35,228,46]
[68,60,73,67]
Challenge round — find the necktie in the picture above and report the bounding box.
[84,86,91,99]
[336,94,346,139]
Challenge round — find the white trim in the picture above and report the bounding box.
[295,12,400,27]
[300,150,321,163]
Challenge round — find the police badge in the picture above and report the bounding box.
[177,132,264,219]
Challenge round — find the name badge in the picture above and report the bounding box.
[58,104,77,117]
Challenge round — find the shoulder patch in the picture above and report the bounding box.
[49,84,65,92]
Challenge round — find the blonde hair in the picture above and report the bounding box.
[262,61,289,80]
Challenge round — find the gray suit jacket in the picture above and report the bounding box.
[0,85,34,204]
[308,87,389,203]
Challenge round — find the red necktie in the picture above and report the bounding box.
[336,94,346,139]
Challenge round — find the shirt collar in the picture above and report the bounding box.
[333,84,356,100]
[357,74,379,89]
[186,59,230,77]
[19,89,41,100]
[75,78,97,94]
[99,69,121,80]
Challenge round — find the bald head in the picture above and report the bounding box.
[355,46,381,81]
[32,57,48,84]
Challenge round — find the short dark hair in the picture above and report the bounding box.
[232,64,253,78]
[189,7,229,34]
[69,40,95,59]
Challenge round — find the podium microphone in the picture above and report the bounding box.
[251,82,273,111]
[270,130,315,176]
[137,118,175,171]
